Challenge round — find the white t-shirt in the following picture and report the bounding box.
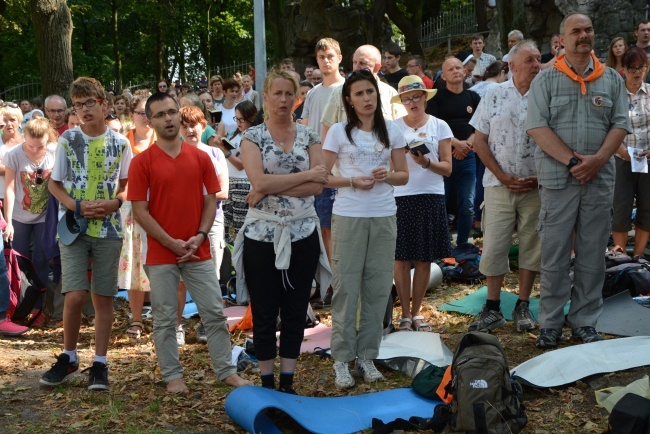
[224,132,247,179]
[302,82,343,137]
[216,104,237,136]
[197,143,228,219]
[322,120,407,217]
[393,116,453,197]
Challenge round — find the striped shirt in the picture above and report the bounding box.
[526,58,631,188]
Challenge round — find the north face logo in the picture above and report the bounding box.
[470,379,488,388]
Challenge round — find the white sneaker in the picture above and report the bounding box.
[333,361,355,389]
[176,325,185,347]
[354,359,384,382]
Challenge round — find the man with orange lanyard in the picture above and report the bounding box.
[526,14,631,348]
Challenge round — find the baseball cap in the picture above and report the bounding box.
[57,210,88,245]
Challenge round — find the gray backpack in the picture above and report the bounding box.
[448,332,527,433]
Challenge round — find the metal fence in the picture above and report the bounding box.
[209,59,262,80]
[1,82,42,103]
[420,3,478,49]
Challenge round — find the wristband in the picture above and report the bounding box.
[224,151,232,158]
[422,158,431,169]
[349,177,356,191]
[116,197,123,208]
[75,199,81,215]
[197,231,208,243]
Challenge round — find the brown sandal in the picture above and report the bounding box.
[126,321,144,339]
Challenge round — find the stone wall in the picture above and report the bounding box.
[492,0,646,60]
[282,0,393,73]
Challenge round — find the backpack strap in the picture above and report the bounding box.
[473,402,489,434]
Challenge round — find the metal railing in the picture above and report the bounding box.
[210,60,260,80]
[0,82,42,103]
[420,3,478,49]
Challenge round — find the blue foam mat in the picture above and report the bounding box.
[225,386,441,434]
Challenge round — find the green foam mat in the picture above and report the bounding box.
[438,286,569,320]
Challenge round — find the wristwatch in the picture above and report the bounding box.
[566,157,579,169]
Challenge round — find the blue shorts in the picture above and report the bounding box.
[314,187,336,229]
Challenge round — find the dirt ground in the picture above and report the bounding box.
[1,272,648,433]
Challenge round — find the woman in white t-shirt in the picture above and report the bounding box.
[322,69,408,390]
[0,105,24,204]
[392,75,453,333]
[3,118,57,293]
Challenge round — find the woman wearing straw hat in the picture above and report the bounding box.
[392,75,453,332]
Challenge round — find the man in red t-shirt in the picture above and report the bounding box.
[44,95,69,136]
[405,55,434,89]
[128,92,252,394]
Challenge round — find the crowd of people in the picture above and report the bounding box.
[0,12,648,395]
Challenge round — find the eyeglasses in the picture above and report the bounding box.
[625,66,648,73]
[1,102,18,108]
[150,109,179,119]
[72,99,101,110]
[46,108,66,115]
[400,93,425,105]
[234,116,247,123]
[35,167,43,185]
[133,110,147,117]
[406,64,419,69]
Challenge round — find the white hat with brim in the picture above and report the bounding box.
[390,75,437,105]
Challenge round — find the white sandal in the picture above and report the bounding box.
[412,315,432,332]
[395,318,413,332]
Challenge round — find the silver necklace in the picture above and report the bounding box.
[409,115,428,132]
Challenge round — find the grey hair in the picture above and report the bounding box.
[44,95,67,109]
[508,40,539,63]
[508,30,524,40]
[559,13,590,35]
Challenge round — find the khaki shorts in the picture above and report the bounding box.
[60,235,122,296]
[479,187,541,276]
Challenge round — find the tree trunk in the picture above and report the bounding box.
[111,0,122,92]
[155,20,163,82]
[386,0,423,56]
[475,0,488,32]
[367,0,388,47]
[29,0,74,99]
[267,0,286,62]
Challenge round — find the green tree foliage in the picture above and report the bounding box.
[0,0,253,94]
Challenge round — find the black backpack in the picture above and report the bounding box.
[446,332,527,433]
[603,251,650,298]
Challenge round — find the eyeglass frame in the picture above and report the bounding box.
[400,92,425,105]
[150,108,180,119]
[72,98,102,111]
[625,65,648,74]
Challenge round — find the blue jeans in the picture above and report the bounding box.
[474,154,486,220]
[0,237,9,316]
[444,151,476,245]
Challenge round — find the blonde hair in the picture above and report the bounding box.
[262,70,298,122]
[23,117,57,143]
[2,105,23,126]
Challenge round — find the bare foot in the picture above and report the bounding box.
[222,373,253,388]
[167,378,189,394]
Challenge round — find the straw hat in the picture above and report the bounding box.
[390,75,437,105]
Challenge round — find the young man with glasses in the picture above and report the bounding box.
[128,92,251,394]
[41,76,132,390]
[406,55,433,89]
[44,95,69,136]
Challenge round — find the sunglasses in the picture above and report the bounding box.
[1,102,18,108]
[106,113,118,120]
[35,167,44,185]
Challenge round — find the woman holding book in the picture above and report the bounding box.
[392,75,453,332]
[322,69,408,389]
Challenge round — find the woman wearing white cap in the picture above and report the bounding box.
[392,75,453,332]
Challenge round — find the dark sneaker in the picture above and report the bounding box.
[312,287,333,309]
[571,326,603,343]
[468,306,506,332]
[84,361,109,391]
[512,301,536,332]
[195,321,207,344]
[40,353,79,386]
[278,385,298,395]
[535,328,564,349]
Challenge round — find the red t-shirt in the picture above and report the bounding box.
[127,142,221,265]
[56,123,69,137]
[422,75,434,89]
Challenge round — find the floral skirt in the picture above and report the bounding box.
[118,202,151,291]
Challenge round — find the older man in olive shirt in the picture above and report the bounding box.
[526,14,631,348]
